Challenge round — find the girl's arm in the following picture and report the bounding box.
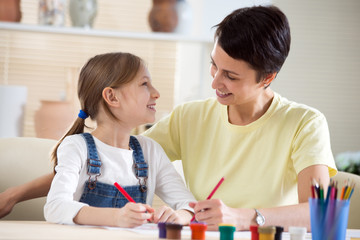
[152,206,193,225]
[0,173,54,218]
[74,202,153,228]
[190,164,330,231]
[150,140,196,225]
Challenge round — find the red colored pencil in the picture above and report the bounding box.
[206,177,225,200]
[311,185,316,199]
[114,182,153,222]
[114,182,135,203]
[191,177,225,222]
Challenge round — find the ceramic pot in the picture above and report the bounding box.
[38,0,66,26]
[34,100,76,140]
[69,0,97,28]
[0,0,21,22]
[148,0,178,32]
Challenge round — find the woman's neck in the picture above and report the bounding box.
[228,90,274,126]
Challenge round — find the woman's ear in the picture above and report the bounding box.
[102,87,120,106]
[263,72,277,87]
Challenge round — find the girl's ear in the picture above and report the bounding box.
[102,87,120,106]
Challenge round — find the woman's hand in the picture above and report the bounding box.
[152,206,193,225]
[189,199,254,231]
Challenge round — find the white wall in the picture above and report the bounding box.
[186,0,271,39]
[272,0,360,155]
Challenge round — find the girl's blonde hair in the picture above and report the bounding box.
[51,52,144,168]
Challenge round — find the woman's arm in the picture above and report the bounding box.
[0,173,54,218]
[190,165,330,231]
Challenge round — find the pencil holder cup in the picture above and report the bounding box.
[309,198,350,240]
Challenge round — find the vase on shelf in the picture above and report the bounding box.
[148,0,178,32]
[0,0,21,22]
[34,100,76,140]
[38,0,66,26]
[69,0,97,28]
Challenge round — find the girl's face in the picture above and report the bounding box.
[210,42,265,107]
[116,65,160,126]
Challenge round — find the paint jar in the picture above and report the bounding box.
[288,226,306,240]
[190,222,207,240]
[158,222,166,239]
[275,226,284,240]
[219,224,236,240]
[258,226,276,240]
[165,223,183,239]
[250,225,259,240]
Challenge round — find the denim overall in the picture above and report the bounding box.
[79,133,148,208]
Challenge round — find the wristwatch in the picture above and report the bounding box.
[254,208,265,226]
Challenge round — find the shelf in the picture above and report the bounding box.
[0,22,213,44]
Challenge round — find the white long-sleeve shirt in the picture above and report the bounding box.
[44,134,195,224]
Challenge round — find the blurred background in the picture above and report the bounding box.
[0,0,359,171]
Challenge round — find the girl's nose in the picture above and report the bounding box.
[152,87,160,99]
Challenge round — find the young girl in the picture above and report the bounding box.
[44,52,195,227]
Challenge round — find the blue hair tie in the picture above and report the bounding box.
[78,110,89,120]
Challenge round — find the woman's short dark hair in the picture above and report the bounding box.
[214,5,291,81]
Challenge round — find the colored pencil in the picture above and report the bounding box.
[340,185,346,200]
[114,182,135,203]
[311,185,316,198]
[114,182,152,221]
[206,177,225,200]
[190,177,225,222]
[348,184,355,200]
[319,184,324,200]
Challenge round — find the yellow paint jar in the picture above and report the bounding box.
[258,226,276,240]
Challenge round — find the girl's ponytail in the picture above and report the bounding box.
[51,110,89,171]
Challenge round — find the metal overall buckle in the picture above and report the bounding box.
[134,163,148,192]
[87,158,101,190]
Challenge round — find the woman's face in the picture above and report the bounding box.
[210,42,265,107]
[116,66,160,126]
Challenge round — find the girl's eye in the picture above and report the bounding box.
[142,82,148,86]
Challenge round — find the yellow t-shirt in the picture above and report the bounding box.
[143,93,337,208]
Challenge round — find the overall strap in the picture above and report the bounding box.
[129,136,148,192]
[81,133,102,189]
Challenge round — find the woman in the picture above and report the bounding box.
[143,5,336,230]
[0,5,336,231]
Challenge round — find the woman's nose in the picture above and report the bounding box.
[211,71,221,90]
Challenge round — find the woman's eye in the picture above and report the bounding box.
[226,74,236,80]
[142,82,148,86]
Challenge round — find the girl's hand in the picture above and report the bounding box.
[189,199,253,231]
[0,188,16,218]
[114,202,154,228]
[152,206,193,225]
